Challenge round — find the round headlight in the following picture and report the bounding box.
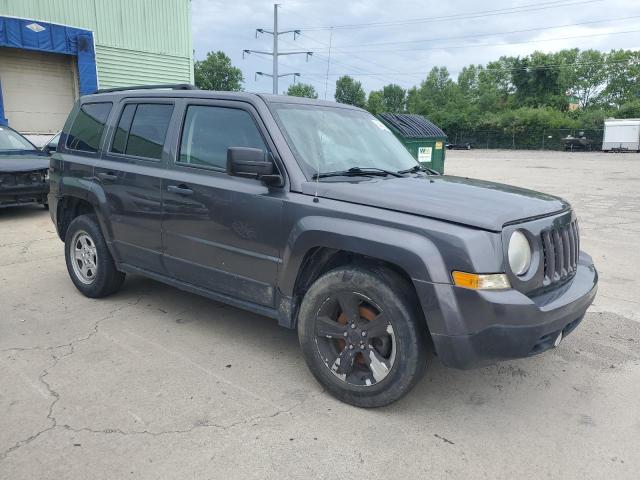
[508,230,532,276]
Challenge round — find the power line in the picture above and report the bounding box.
[287,31,423,90]
[278,35,416,93]
[299,15,640,52]
[291,27,640,56]
[292,0,603,31]
[287,58,637,78]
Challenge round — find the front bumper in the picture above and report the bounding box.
[0,184,49,208]
[416,252,598,369]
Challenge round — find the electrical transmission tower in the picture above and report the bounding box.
[243,3,313,94]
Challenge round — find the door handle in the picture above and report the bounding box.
[97,172,117,182]
[167,184,194,196]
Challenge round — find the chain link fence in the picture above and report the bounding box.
[444,128,605,151]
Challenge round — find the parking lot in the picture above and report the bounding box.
[1,150,639,479]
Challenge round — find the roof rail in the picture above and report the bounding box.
[95,84,198,94]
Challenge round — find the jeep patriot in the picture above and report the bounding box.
[48,85,598,407]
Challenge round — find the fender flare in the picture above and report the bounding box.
[278,216,450,297]
[58,176,119,262]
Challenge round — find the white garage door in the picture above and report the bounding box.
[0,47,78,135]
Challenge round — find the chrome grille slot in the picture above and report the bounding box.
[541,220,579,286]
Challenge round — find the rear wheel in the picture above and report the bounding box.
[64,214,125,298]
[297,265,431,407]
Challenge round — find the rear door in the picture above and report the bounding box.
[161,100,283,307]
[96,99,176,273]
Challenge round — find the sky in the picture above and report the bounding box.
[191,0,640,100]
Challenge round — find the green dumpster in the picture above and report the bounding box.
[377,113,447,174]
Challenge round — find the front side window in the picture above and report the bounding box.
[111,103,173,160]
[66,102,112,153]
[271,104,418,178]
[178,106,267,170]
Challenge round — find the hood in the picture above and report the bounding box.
[0,153,49,173]
[301,175,569,231]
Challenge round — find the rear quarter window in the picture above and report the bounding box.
[65,102,113,153]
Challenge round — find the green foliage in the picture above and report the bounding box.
[570,49,606,108]
[366,90,384,114]
[287,83,318,99]
[601,50,640,107]
[335,75,366,108]
[366,84,406,113]
[398,48,640,138]
[381,84,406,112]
[617,100,640,118]
[194,51,244,91]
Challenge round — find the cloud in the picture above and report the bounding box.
[192,0,640,98]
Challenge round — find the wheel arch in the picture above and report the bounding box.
[55,179,118,262]
[277,217,449,334]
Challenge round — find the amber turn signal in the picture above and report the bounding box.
[452,271,511,290]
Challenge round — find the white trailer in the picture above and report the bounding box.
[602,119,640,152]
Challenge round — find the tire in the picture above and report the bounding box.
[297,265,431,407]
[64,214,125,298]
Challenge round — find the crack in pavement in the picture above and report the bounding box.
[59,388,326,438]
[0,297,143,461]
[0,297,144,354]
[1,293,324,461]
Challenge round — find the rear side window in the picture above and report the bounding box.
[178,106,266,170]
[111,103,173,160]
[66,102,112,153]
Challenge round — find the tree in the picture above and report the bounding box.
[457,65,481,100]
[601,50,640,107]
[334,75,366,108]
[477,57,515,111]
[194,51,244,91]
[567,50,606,108]
[511,52,566,109]
[286,83,318,99]
[382,84,406,112]
[366,90,384,114]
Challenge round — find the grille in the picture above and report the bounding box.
[541,220,579,286]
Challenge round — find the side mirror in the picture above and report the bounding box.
[43,142,58,156]
[227,147,282,185]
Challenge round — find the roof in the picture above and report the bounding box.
[604,118,640,125]
[377,113,446,139]
[85,87,361,110]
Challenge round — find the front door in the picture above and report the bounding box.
[162,101,283,307]
[96,100,175,273]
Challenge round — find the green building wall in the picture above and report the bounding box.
[0,0,193,88]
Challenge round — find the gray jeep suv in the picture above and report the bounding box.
[48,85,597,407]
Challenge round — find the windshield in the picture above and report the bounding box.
[0,126,37,153]
[271,104,418,178]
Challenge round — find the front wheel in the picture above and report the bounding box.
[297,265,431,407]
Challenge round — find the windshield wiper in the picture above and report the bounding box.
[397,164,440,175]
[313,166,403,179]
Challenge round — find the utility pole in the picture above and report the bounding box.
[273,3,278,95]
[243,4,313,94]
